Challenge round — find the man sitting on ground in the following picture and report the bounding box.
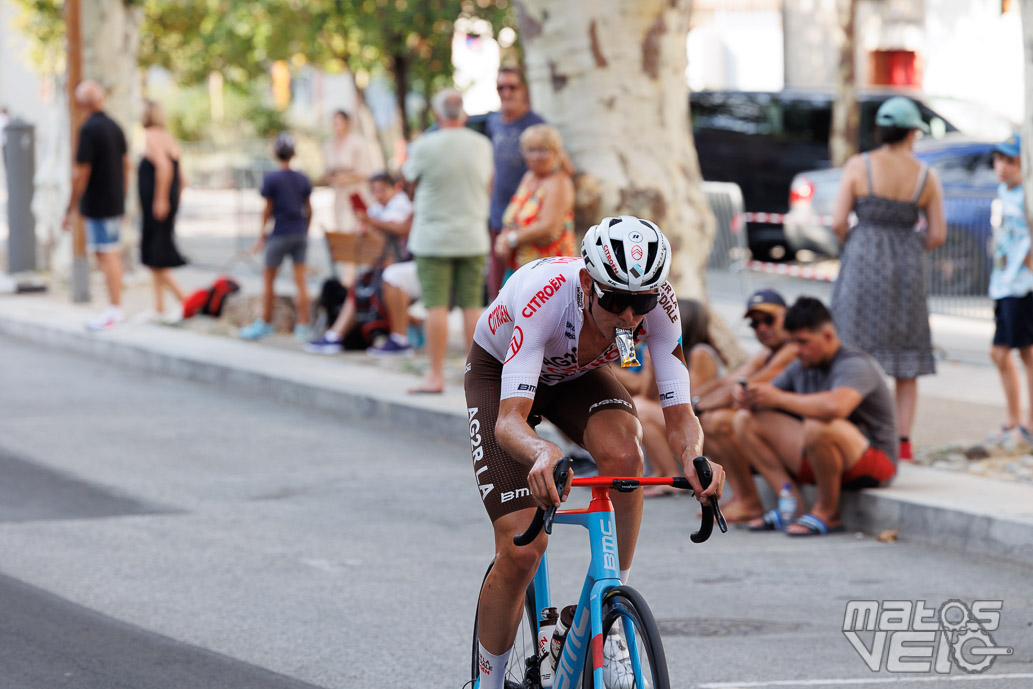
[733,297,898,536]
[690,289,796,522]
[306,172,413,354]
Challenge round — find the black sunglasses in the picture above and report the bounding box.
[748,314,776,330]
[593,283,658,316]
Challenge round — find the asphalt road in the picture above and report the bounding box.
[1,336,1031,688]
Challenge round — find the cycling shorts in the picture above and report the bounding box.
[465,343,636,522]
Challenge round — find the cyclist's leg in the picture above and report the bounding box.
[584,408,643,572]
[478,507,547,653]
[465,343,545,660]
[543,367,643,573]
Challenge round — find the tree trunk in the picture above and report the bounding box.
[81,0,143,267]
[829,0,858,167]
[81,0,142,134]
[1021,0,1033,232]
[513,0,714,301]
[392,52,411,141]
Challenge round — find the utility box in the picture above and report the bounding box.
[4,118,36,273]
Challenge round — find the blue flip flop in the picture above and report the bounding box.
[746,508,785,532]
[786,513,845,537]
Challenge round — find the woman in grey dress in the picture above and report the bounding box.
[829,97,946,461]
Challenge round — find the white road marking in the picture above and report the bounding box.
[699,673,1033,688]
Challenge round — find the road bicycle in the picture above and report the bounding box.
[471,457,726,689]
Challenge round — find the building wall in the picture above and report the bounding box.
[783,0,839,89]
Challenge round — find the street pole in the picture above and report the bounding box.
[66,0,90,302]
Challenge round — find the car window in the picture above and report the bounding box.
[691,92,781,136]
[781,98,830,144]
[927,150,997,187]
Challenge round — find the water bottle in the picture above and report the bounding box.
[550,605,577,670]
[538,607,558,687]
[778,483,797,526]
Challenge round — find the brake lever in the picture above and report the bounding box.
[690,456,727,543]
[544,457,573,535]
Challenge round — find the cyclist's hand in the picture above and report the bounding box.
[528,453,569,509]
[686,458,725,506]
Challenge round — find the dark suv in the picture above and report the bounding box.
[690,89,1014,259]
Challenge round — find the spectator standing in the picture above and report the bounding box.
[493,124,575,285]
[324,110,374,285]
[63,80,129,331]
[987,134,1033,447]
[736,297,898,536]
[137,100,187,323]
[829,96,946,461]
[240,133,313,341]
[485,66,544,300]
[402,88,493,394]
[306,172,414,354]
[690,289,797,522]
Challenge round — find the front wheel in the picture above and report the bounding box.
[583,586,669,689]
[471,560,540,689]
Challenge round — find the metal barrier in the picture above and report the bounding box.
[925,194,995,320]
[702,181,748,270]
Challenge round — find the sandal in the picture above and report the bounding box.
[785,513,845,537]
[746,509,784,532]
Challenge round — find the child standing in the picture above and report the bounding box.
[988,134,1033,447]
[240,132,313,341]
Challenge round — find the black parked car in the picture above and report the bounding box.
[690,89,1014,259]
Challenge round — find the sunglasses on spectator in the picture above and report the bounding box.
[593,282,659,315]
[522,146,552,156]
[748,314,776,329]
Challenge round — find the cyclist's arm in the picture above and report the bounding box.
[661,403,723,503]
[496,396,567,509]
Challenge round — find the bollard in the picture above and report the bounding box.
[4,117,36,273]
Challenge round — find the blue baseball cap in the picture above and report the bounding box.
[875,97,929,133]
[744,288,787,317]
[994,134,1021,159]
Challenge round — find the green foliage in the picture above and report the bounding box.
[158,79,287,142]
[9,0,65,74]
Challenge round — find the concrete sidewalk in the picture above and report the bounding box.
[3,281,1033,567]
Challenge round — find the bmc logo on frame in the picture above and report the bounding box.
[843,599,1012,674]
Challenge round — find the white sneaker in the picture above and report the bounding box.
[161,307,184,324]
[603,626,636,689]
[130,309,160,324]
[86,307,124,331]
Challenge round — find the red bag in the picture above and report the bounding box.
[183,276,241,318]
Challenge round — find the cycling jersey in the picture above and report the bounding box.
[472,257,692,407]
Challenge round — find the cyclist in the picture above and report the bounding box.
[465,215,725,688]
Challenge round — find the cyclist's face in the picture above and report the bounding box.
[588,283,657,334]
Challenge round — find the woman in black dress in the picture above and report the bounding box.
[139,100,187,322]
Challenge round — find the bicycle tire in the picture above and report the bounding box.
[582,586,670,689]
[471,559,540,689]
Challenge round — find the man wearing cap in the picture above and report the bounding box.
[734,297,898,536]
[689,288,796,522]
[986,134,1033,447]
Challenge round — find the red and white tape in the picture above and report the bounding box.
[744,260,837,282]
[741,212,834,226]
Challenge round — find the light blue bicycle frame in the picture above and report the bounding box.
[502,486,648,689]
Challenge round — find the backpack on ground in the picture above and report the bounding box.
[183,276,241,318]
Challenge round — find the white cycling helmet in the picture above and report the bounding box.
[581,216,672,291]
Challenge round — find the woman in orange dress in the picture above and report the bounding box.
[493,124,575,283]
